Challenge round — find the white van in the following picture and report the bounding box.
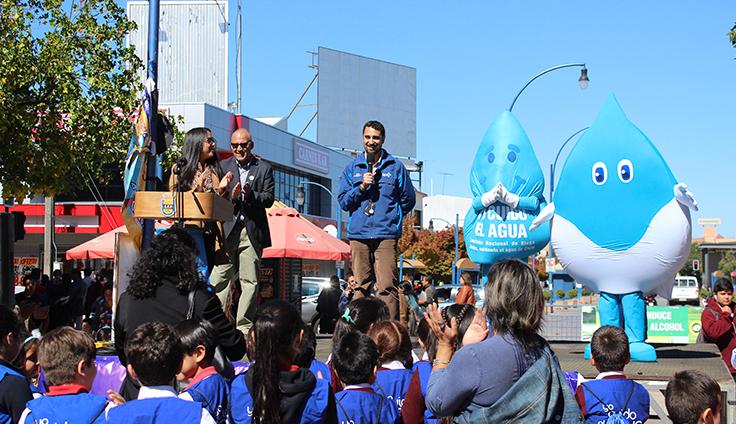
[671,276,700,306]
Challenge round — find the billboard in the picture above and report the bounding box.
[317,47,416,161]
[127,1,228,109]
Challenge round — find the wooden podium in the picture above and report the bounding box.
[133,191,233,221]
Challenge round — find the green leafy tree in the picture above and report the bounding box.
[543,290,552,302]
[581,287,591,296]
[567,289,578,299]
[400,224,467,282]
[729,22,736,47]
[679,243,702,277]
[0,0,142,199]
[556,288,566,299]
[718,251,736,278]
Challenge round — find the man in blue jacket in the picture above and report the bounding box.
[338,121,416,320]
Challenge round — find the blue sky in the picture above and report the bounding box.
[222,1,734,236]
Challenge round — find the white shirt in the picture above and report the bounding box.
[138,385,215,424]
[380,360,407,370]
[595,371,626,379]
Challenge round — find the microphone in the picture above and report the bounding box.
[364,151,376,216]
[173,156,188,175]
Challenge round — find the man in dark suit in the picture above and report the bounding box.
[210,127,274,334]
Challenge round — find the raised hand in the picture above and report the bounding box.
[462,307,489,346]
[674,183,698,211]
[424,303,457,347]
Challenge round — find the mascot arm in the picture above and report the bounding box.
[674,183,698,211]
[471,184,502,212]
[516,196,539,211]
[498,184,539,211]
[529,202,555,231]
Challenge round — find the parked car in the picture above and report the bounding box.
[434,284,485,310]
[301,277,345,333]
[671,276,700,306]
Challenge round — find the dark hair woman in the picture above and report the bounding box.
[701,277,736,378]
[230,300,337,424]
[169,127,233,278]
[423,259,581,422]
[114,228,245,400]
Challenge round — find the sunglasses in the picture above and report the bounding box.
[231,141,253,150]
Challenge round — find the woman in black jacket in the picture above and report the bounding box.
[114,227,245,399]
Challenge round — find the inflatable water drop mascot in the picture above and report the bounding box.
[463,111,550,277]
[530,94,698,362]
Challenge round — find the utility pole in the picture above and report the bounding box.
[43,196,55,275]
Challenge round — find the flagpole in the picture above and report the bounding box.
[141,0,160,250]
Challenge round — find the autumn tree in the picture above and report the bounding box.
[0,0,142,199]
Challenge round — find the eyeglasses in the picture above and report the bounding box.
[205,137,216,144]
[231,141,253,150]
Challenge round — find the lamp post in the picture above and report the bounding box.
[508,63,589,112]
[296,181,343,277]
[548,127,589,260]
[429,214,460,285]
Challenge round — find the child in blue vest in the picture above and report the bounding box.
[575,325,650,423]
[230,300,337,424]
[332,331,400,424]
[107,321,216,423]
[294,324,331,384]
[19,326,110,423]
[0,305,33,423]
[367,320,414,414]
[402,318,438,424]
[176,319,229,424]
[665,370,721,424]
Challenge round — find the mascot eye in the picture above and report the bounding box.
[507,151,517,162]
[591,161,607,185]
[487,152,495,163]
[617,159,633,183]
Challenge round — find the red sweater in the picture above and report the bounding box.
[701,297,736,373]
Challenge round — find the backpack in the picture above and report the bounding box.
[696,307,719,343]
[581,381,634,424]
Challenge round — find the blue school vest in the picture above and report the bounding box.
[309,360,332,384]
[372,368,413,412]
[0,364,25,424]
[183,373,229,424]
[229,372,329,424]
[107,397,203,424]
[412,361,439,424]
[581,379,649,424]
[334,389,400,424]
[25,393,108,424]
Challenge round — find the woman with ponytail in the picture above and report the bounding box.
[230,300,337,424]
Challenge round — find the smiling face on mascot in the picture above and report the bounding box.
[463,111,550,268]
[531,94,698,362]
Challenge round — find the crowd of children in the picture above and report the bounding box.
[0,270,732,423]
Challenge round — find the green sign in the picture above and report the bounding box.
[581,305,703,343]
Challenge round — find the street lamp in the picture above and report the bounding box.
[508,63,589,112]
[548,127,589,260]
[428,214,460,285]
[296,181,343,277]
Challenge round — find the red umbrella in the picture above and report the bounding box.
[263,207,350,261]
[65,222,171,260]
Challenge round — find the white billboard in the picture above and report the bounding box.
[127,1,228,109]
[317,47,416,161]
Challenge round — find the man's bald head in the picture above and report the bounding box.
[231,128,254,163]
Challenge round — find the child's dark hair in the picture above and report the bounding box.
[245,326,256,362]
[443,304,476,349]
[333,331,378,386]
[252,300,302,423]
[713,277,733,293]
[666,370,721,424]
[175,319,217,363]
[38,327,96,386]
[416,318,437,361]
[294,323,316,369]
[367,320,413,369]
[0,305,21,358]
[125,322,183,386]
[590,326,629,372]
[332,297,389,346]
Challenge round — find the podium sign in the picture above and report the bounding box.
[133,191,232,222]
